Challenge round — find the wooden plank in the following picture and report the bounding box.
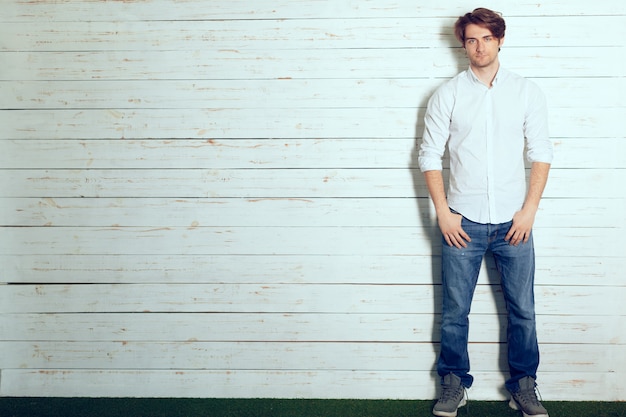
[1,107,621,140]
[2,254,621,287]
[0,49,457,81]
[0,369,622,400]
[1,168,624,199]
[2,341,621,374]
[2,48,624,81]
[0,226,436,256]
[3,17,623,52]
[2,197,623,228]
[5,197,426,227]
[0,168,427,198]
[3,78,623,110]
[1,78,439,110]
[1,283,445,314]
[0,313,620,344]
[0,139,421,169]
[1,226,624,257]
[0,19,459,51]
[0,107,423,140]
[551,138,626,168]
[4,0,625,22]
[2,283,624,316]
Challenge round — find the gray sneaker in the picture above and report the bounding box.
[509,376,549,417]
[433,373,467,417]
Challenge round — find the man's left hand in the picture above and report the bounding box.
[505,207,537,246]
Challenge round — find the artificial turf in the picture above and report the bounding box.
[0,398,625,417]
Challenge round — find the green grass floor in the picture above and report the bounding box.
[0,398,625,417]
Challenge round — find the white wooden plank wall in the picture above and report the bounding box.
[1,0,625,401]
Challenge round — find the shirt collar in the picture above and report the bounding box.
[467,66,505,87]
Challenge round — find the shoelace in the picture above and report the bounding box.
[440,385,463,401]
[439,385,469,415]
[516,386,543,407]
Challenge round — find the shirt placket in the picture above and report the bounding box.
[485,88,496,223]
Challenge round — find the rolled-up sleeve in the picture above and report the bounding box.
[419,86,452,172]
[524,82,554,164]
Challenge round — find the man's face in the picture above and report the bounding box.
[463,23,504,69]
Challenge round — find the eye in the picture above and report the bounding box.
[484,36,493,42]
[466,39,476,45]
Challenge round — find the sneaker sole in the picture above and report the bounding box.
[433,398,467,417]
[508,398,549,417]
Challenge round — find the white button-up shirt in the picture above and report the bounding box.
[418,67,554,224]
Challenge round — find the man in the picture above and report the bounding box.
[418,8,553,417]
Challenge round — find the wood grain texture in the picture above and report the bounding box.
[3,0,625,21]
[1,254,621,286]
[1,369,623,401]
[2,16,623,52]
[2,107,622,140]
[0,313,620,344]
[1,226,624,257]
[2,48,624,81]
[2,283,624,315]
[1,138,624,169]
[2,197,623,227]
[2,78,624,109]
[2,341,621,374]
[1,0,624,401]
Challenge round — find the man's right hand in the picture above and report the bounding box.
[438,211,471,249]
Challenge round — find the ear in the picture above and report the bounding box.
[498,36,505,47]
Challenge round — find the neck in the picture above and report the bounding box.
[470,61,500,87]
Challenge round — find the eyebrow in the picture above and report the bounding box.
[465,35,495,40]
[465,35,494,40]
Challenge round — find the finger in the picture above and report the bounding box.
[508,231,519,245]
[513,230,530,245]
[507,226,524,244]
[452,233,468,249]
[445,233,462,249]
[515,232,523,245]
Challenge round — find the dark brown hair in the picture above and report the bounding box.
[454,8,506,44]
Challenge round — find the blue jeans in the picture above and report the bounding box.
[437,215,540,392]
